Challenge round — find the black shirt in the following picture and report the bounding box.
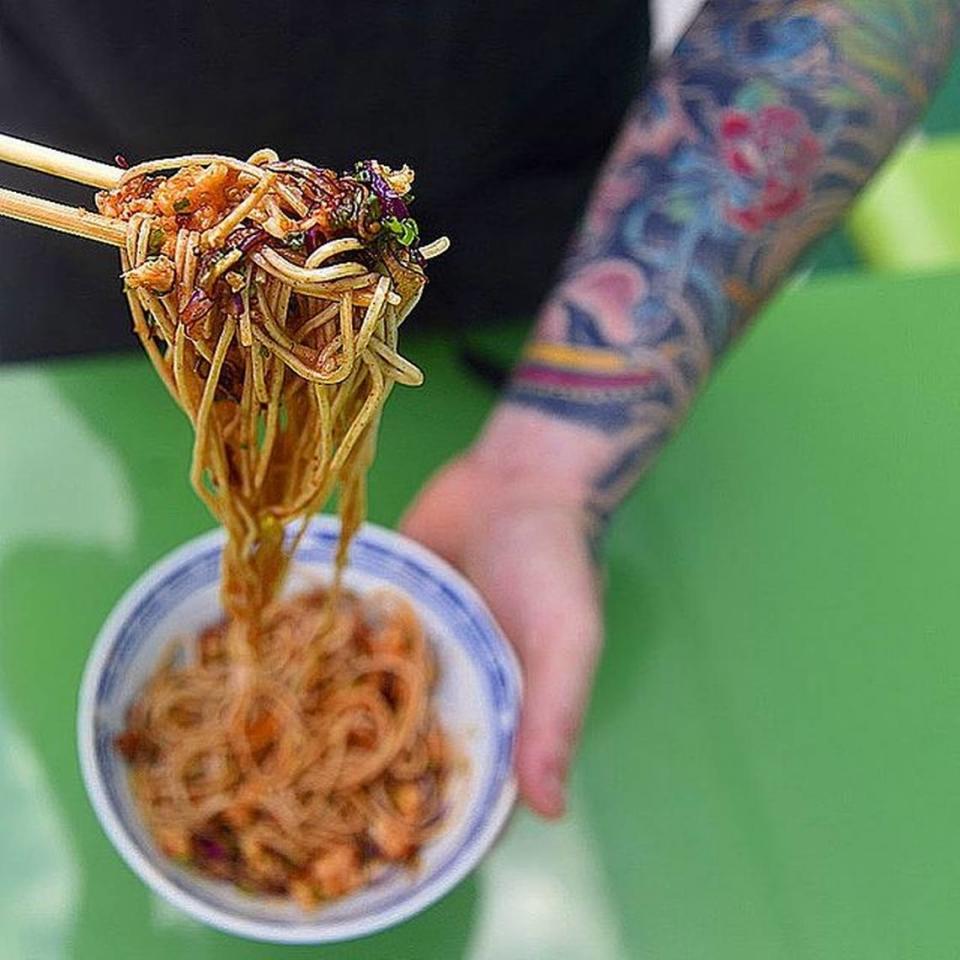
[0,2,650,361]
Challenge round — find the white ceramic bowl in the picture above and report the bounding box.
[78,517,521,943]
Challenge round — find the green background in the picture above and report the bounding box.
[1,268,959,958]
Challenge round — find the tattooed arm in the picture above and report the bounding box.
[404,0,959,817]
[498,0,959,527]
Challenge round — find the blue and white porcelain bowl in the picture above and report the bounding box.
[78,517,521,943]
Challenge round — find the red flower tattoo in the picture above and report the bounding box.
[719,105,822,232]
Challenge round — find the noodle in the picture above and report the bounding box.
[99,153,451,906]
[116,587,451,906]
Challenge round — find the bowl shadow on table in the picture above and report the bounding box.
[0,365,481,959]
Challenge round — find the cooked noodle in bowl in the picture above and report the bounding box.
[79,519,521,943]
[118,583,453,908]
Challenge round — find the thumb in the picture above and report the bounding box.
[398,460,476,568]
[399,487,465,570]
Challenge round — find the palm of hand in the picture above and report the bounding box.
[401,453,602,818]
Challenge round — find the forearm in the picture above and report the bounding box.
[479,0,958,528]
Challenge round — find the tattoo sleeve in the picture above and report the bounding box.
[505,0,959,527]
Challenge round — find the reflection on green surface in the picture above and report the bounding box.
[2,271,960,957]
[0,706,78,960]
[467,809,629,960]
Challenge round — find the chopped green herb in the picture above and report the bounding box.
[173,197,191,213]
[147,227,165,256]
[286,231,306,250]
[259,345,270,359]
[256,410,267,449]
[329,193,359,230]
[383,216,419,247]
[367,196,382,219]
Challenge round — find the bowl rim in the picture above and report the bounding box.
[77,517,521,943]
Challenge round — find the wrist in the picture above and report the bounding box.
[468,402,608,511]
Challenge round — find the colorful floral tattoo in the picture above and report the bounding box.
[507,0,958,527]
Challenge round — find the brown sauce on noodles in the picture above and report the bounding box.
[100,151,451,906]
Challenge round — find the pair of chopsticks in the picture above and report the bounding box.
[0,132,127,246]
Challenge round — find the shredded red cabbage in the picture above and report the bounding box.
[226,226,270,255]
[195,836,227,861]
[305,224,325,254]
[355,160,410,220]
[225,292,244,316]
[181,289,214,327]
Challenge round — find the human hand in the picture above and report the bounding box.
[400,407,603,818]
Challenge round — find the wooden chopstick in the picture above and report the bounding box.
[0,187,125,247]
[0,132,126,245]
[0,132,122,189]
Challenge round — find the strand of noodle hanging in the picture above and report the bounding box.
[98,150,445,625]
[103,151,452,906]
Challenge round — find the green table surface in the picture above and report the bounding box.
[1,268,959,959]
